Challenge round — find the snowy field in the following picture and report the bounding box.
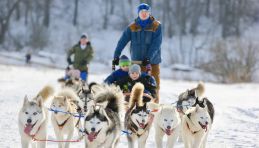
[0,64,259,148]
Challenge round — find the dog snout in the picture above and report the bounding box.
[91,127,95,132]
[142,119,145,123]
[167,126,171,129]
[205,121,208,125]
[27,119,32,124]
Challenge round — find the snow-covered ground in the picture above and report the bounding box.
[0,63,259,148]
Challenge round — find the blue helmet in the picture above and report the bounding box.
[137,3,151,13]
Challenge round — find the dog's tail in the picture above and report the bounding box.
[36,85,54,102]
[94,84,124,113]
[195,81,205,98]
[129,83,144,109]
[57,88,80,101]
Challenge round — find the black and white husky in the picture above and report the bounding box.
[124,83,153,148]
[18,85,54,148]
[178,82,215,147]
[177,82,214,122]
[84,84,124,148]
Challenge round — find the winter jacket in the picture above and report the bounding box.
[114,16,162,64]
[104,69,129,85]
[115,73,157,98]
[67,42,93,71]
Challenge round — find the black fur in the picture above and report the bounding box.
[131,104,148,115]
[193,97,215,123]
[85,110,108,122]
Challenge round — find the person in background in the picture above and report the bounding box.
[104,55,131,84]
[66,33,94,82]
[113,3,162,103]
[25,51,31,64]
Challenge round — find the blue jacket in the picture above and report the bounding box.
[104,69,129,84]
[114,16,162,64]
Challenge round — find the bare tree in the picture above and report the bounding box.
[103,0,109,29]
[73,0,79,26]
[43,0,51,27]
[110,0,115,15]
[0,0,22,44]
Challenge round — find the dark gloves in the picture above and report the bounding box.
[112,57,119,65]
[67,57,73,65]
[142,58,150,66]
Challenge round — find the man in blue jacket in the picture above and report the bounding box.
[113,3,162,102]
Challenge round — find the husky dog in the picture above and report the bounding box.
[51,88,84,148]
[177,82,214,122]
[177,82,205,114]
[18,85,54,148]
[124,83,153,148]
[147,102,181,148]
[181,105,211,148]
[84,84,124,148]
[77,82,98,111]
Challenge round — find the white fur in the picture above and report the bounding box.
[147,103,181,148]
[18,85,54,148]
[51,88,83,148]
[181,105,211,148]
[84,84,123,148]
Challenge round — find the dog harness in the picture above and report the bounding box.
[56,116,71,130]
[185,113,202,134]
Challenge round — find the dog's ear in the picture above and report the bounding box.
[23,95,29,106]
[37,95,43,107]
[195,104,200,112]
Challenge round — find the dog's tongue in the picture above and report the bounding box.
[24,124,33,135]
[204,125,207,132]
[201,125,208,132]
[88,132,97,142]
[165,129,172,135]
[139,123,145,129]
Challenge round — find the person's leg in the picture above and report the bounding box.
[141,64,160,103]
[151,64,160,103]
[80,71,87,81]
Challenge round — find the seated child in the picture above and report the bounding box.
[104,55,131,84]
[115,64,157,102]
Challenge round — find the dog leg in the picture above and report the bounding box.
[65,128,74,148]
[166,128,180,148]
[54,130,64,148]
[21,137,30,148]
[31,142,36,148]
[127,135,134,148]
[200,133,208,148]
[155,127,164,148]
[181,131,190,148]
[138,131,149,148]
[192,135,203,148]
